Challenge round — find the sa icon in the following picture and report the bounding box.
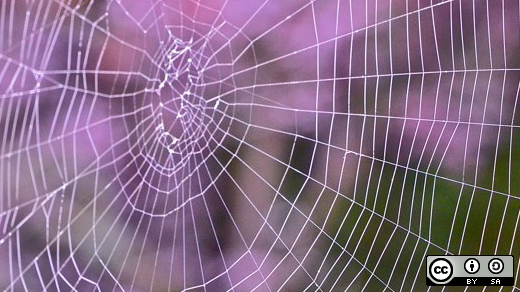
[429,258,453,283]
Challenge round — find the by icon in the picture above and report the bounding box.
[464,258,480,274]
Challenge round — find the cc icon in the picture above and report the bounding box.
[429,258,453,283]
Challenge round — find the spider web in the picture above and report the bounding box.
[1,0,519,291]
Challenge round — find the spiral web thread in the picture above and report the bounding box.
[0,0,519,291]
